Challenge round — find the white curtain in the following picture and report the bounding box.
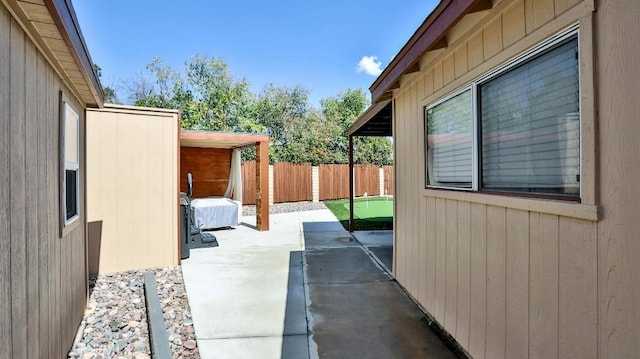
[224,149,243,201]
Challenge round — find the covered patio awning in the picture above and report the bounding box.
[346,100,393,232]
[347,99,393,137]
[180,130,270,231]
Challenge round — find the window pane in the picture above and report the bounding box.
[480,38,579,196]
[426,90,473,188]
[65,103,79,164]
[65,169,78,221]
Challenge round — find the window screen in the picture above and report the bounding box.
[479,38,579,196]
[426,89,473,188]
[65,169,78,220]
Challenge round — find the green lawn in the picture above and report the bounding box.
[324,197,394,231]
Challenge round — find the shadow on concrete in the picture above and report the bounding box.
[239,222,257,230]
[281,251,310,358]
[302,222,459,358]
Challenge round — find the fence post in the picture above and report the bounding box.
[379,167,385,196]
[312,166,319,202]
[269,165,274,206]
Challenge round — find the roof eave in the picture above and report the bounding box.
[370,0,483,103]
[44,0,104,107]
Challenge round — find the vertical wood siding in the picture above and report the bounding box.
[390,0,616,357]
[595,0,640,357]
[179,147,232,198]
[0,4,87,357]
[86,108,178,274]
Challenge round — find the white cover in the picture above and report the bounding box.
[191,197,239,229]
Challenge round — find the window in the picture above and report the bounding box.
[425,89,473,188]
[61,94,80,229]
[425,30,580,198]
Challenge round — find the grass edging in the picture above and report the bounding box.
[144,271,172,359]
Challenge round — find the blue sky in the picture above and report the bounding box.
[74,0,438,106]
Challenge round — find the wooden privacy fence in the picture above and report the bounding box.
[241,161,394,204]
[319,164,350,200]
[241,161,256,204]
[354,165,379,197]
[273,162,312,203]
[383,165,394,195]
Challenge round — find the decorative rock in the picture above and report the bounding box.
[183,339,197,350]
[114,339,127,353]
[69,267,198,358]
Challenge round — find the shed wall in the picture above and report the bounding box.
[86,106,179,274]
[0,4,88,357]
[594,0,640,357]
[391,0,613,357]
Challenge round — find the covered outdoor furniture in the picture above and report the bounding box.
[190,197,240,230]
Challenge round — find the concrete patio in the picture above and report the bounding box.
[181,210,456,358]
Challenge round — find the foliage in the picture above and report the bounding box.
[124,56,393,165]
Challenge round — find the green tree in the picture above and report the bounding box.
[93,63,119,104]
[320,88,393,165]
[130,56,258,133]
[252,85,311,163]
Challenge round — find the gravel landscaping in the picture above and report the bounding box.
[242,200,327,216]
[68,267,199,359]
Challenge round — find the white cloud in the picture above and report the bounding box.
[356,55,383,76]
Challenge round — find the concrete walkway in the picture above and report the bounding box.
[182,210,456,358]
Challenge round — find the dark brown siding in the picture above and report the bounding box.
[179,147,231,198]
[0,5,87,357]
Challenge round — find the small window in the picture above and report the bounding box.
[61,94,80,229]
[426,89,473,189]
[425,30,580,199]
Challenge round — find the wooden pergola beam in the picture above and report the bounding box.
[256,140,270,231]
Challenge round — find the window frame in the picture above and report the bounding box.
[424,25,581,200]
[60,92,81,237]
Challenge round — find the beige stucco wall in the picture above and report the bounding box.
[391,0,640,357]
[86,105,179,274]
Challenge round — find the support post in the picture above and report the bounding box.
[256,141,270,231]
[349,136,354,233]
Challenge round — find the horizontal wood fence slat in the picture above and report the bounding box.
[274,162,312,203]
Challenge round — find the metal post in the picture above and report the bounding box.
[349,135,354,233]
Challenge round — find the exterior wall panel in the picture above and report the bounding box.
[595,0,640,357]
[391,0,611,357]
[0,3,88,357]
[86,106,179,274]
